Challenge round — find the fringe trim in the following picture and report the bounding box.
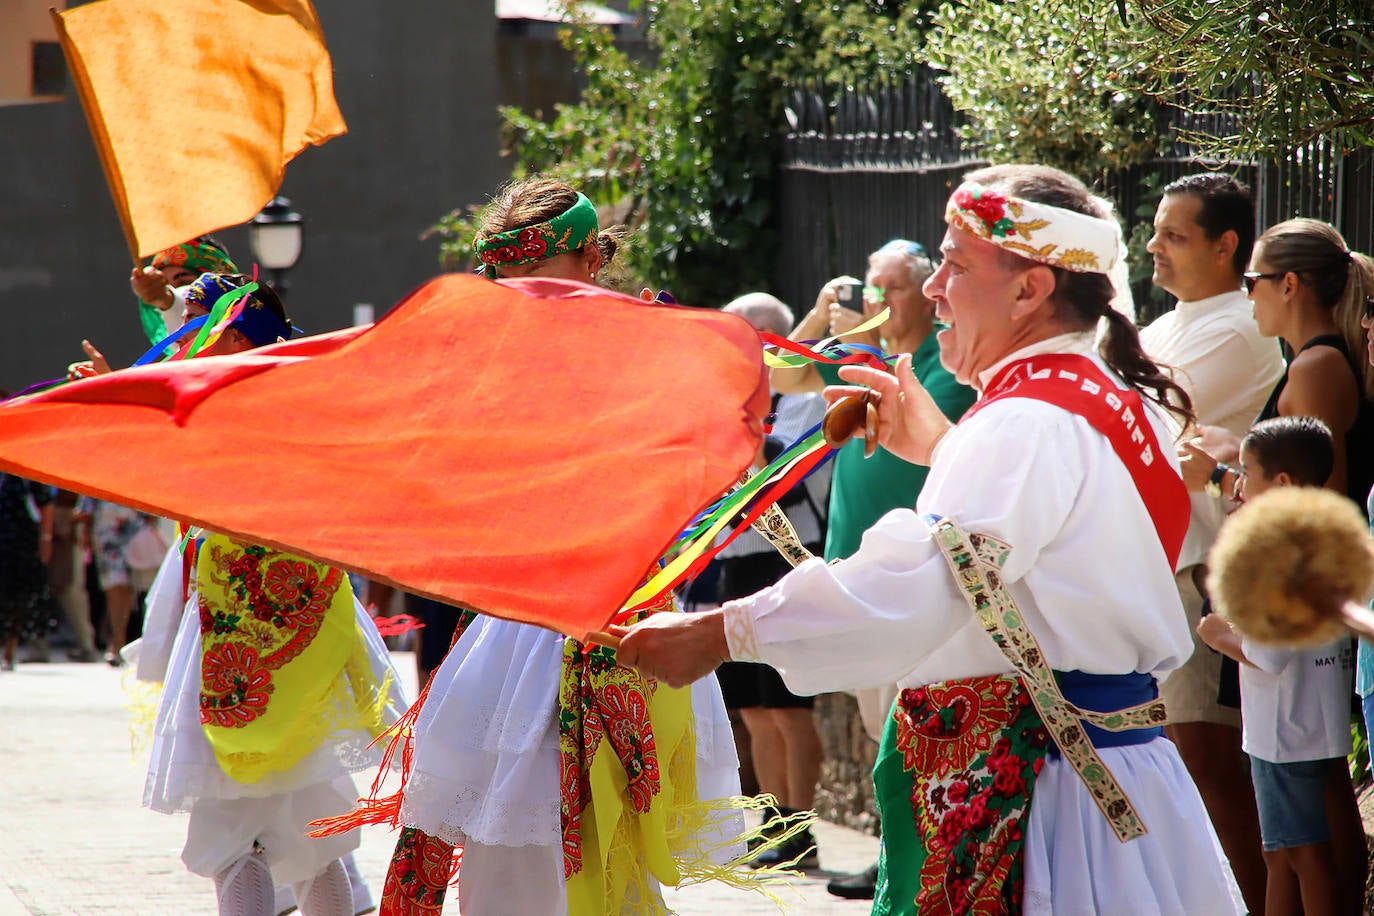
[121,668,162,759]
[308,667,431,837]
[637,720,812,911]
[665,793,814,907]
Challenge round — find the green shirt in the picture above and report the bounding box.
[815,332,975,561]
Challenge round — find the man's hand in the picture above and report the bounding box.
[66,340,112,379]
[812,276,857,321]
[829,354,952,466]
[130,266,175,310]
[826,301,867,336]
[610,608,731,689]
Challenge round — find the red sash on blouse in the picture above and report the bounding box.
[965,353,1189,570]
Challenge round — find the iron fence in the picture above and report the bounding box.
[776,74,1374,328]
[776,73,983,315]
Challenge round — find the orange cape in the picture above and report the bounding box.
[0,276,767,639]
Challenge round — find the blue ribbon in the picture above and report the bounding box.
[132,316,209,366]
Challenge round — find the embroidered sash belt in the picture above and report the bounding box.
[923,515,1168,842]
[1053,670,1163,753]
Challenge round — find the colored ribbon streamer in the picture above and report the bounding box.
[616,446,831,622]
[6,311,222,405]
[131,316,210,366]
[674,425,828,546]
[618,426,832,616]
[760,307,892,369]
[7,377,70,400]
[619,317,914,614]
[178,281,258,360]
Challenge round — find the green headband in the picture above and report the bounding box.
[473,192,599,278]
[152,239,238,276]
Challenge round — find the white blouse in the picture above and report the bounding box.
[719,338,1245,915]
[723,339,1194,695]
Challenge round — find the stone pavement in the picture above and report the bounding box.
[0,655,879,915]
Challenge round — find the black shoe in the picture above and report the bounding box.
[826,861,879,900]
[747,804,782,855]
[749,827,818,870]
[789,828,819,869]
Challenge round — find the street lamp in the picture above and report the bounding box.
[249,196,304,296]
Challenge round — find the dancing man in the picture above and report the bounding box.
[614,164,1244,914]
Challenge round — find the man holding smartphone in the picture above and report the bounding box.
[770,238,976,898]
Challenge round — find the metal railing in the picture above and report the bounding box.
[776,74,1374,327]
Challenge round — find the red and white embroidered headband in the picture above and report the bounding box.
[945,182,1121,274]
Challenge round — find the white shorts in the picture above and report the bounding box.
[181,777,361,886]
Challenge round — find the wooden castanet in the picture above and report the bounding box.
[822,389,880,458]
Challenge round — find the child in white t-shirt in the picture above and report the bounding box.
[1197,415,1365,916]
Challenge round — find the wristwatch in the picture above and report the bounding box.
[1205,463,1231,499]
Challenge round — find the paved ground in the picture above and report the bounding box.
[0,655,880,915]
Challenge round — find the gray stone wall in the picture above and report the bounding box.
[812,692,880,835]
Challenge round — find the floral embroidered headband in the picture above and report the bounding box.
[945,182,1121,274]
[152,237,238,276]
[473,192,600,278]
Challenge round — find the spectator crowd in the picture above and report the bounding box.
[4,164,1374,916]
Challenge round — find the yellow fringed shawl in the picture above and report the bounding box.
[558,595,802,914]
[196,534,385,783]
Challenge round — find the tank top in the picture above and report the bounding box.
[1256,333,1374,511]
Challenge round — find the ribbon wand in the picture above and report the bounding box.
[742,469,815,568]
[585,470,817,650]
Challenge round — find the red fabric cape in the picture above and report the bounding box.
[0,275,768,639]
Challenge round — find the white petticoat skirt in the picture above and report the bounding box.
[142,587,407,883]
[1021,739,1246,915]
[399,613,744,851]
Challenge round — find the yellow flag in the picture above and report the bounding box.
[53,0,346,260]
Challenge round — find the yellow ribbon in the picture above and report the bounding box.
[760,307,891,368]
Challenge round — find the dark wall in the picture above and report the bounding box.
[0,0,508,390]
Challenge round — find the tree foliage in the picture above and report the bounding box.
[923,0,1374,168]
[431,0,937,307]
[1122,0,1374,158]
[923,0,1163,181]
[432,0,1373,307]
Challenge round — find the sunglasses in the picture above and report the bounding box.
[1365,296,1374,321]
[1242,271,1285,294]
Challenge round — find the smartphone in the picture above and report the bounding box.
[835,281,865,313]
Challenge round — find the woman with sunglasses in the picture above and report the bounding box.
[1241,219,1374,509]
[1222,218,1374,914]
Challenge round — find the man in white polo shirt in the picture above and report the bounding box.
[1139,172,1285,913]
